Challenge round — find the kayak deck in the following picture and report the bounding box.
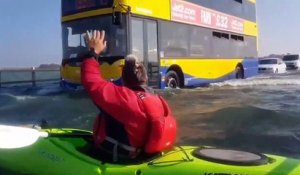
[43,128,163,164]
[1,128,300,175]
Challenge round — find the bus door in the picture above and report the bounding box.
[130,18,160,88]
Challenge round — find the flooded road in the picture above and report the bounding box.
[1,71,300,158]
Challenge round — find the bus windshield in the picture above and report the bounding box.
[62,15,127,60]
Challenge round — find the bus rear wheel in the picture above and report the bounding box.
[235,65,244,79]
[165,70,180,89]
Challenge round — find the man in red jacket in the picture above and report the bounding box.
[82,30,176,163]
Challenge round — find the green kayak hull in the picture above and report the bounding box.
[1,128,300,175]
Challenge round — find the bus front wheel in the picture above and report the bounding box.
[235,65,244,79]
[165,70,180,89]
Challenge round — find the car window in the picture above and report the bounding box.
[283,55,299,61]
[259,59,277,64]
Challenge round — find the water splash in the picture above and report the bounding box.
[211,72,300,87]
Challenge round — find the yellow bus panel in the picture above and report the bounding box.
[61,65,81,84]
[161,58,243,79]
[61,59,124,84]
[248,0,256,3]
[124,0,170,20]
[244,20,258,37]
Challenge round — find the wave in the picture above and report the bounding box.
[35,84,64,96]
[211,78,300,87]
[178,105,300,158]
[0,93,37,108]
[211,73,300,87]
[0,83,63,96]
[0,89,96,130]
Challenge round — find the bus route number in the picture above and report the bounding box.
[216,15,228,29]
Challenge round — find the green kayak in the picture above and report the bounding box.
[0,125,300,175]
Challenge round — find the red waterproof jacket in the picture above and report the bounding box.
[81,58,176,152]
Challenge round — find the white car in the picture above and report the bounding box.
[258,58,286,74]
[282,54,300,70]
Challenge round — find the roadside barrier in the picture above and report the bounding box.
[0,67,60,87]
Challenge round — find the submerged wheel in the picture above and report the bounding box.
[235,65,244,79]
[165,70,180,89]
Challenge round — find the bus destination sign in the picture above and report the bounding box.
[62,0,113,16]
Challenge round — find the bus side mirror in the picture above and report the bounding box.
[112,12,122,25]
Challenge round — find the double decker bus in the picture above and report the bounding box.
[60,0,258,89]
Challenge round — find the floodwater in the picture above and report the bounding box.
[1,70,300,160]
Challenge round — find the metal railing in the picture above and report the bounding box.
[0,67,61,87]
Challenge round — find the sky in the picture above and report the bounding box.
[0,0,300,68]
[256,0,300,57]
[0,0,61,68]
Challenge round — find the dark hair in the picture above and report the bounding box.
[122,55,148,88]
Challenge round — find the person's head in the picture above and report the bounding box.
[122,54,148,89]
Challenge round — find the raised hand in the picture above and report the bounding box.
[85,30,107,55]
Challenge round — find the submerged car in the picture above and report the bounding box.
[282,54,300,69]
[258,58,286,74]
